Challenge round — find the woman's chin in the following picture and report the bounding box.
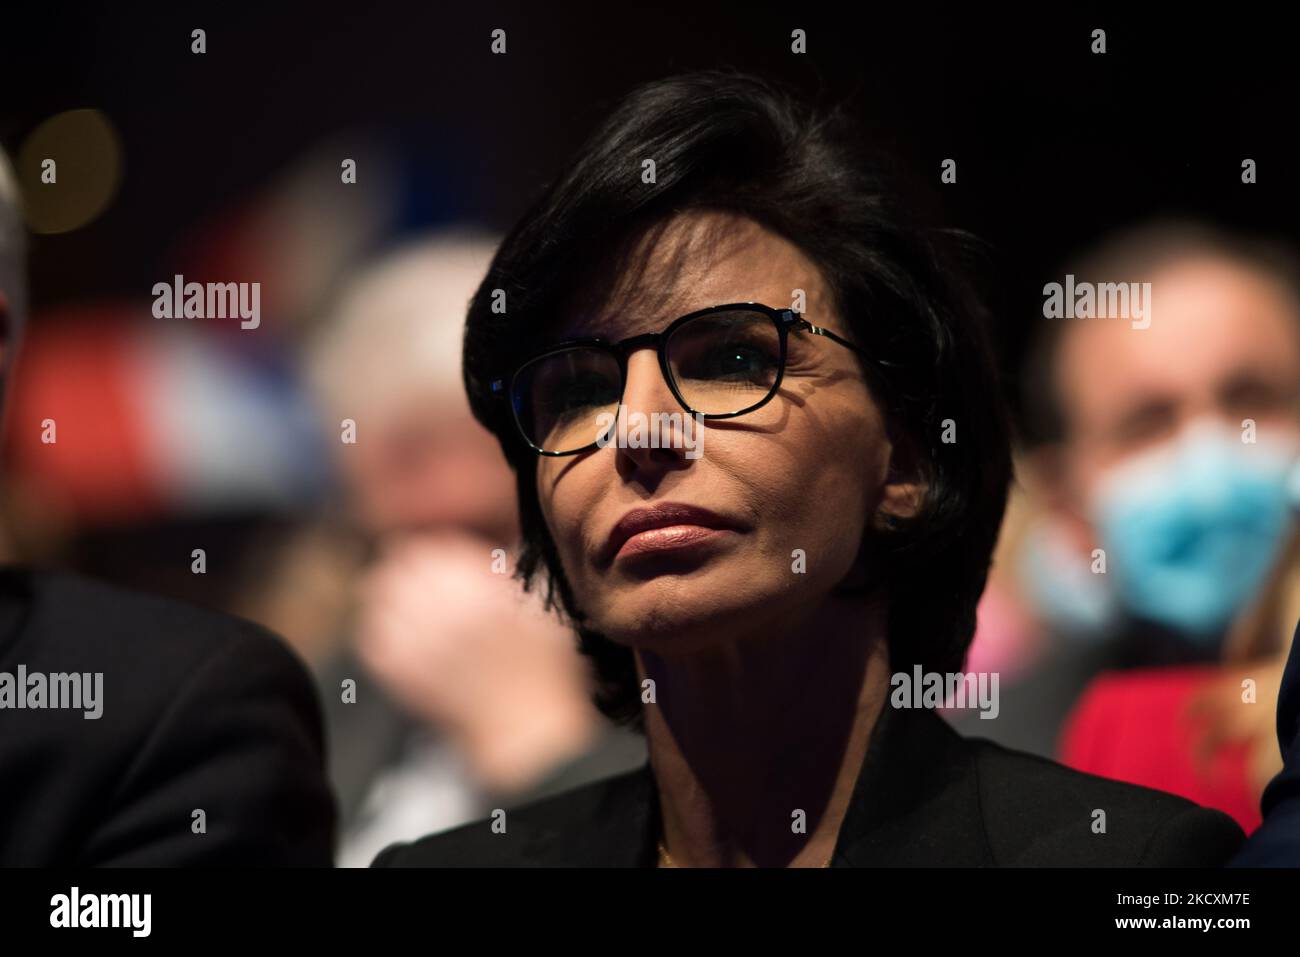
[593,575,782,650]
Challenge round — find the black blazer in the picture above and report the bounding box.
[374,694,1244,867]
[0,565,336,866]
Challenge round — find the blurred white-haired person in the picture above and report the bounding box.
[304,229,646,867]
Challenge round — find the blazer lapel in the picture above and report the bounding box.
[830,702,994,866]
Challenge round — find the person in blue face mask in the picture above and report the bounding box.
[948,222,1300,805]
[1035,223,1300,660]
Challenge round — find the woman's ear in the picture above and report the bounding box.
[837,432,924,594]
[874,428,927,528]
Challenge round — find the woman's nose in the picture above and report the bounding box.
[620,348,682,417]
[609,349,696,470]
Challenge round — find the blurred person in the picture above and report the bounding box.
[0,146,335,864]
[953,220,1300,832]
[375,72,1243,867]
[304,232,646,866]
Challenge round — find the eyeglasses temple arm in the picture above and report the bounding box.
[798,319,865,356]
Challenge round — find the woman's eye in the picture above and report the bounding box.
[685,344,777,381]
[559,376,619,412]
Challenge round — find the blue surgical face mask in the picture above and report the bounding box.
[1086,421,1299,643]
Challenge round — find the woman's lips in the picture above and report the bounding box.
[602,503,743,564]
[614,524,735,560]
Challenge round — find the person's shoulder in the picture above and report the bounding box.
[372,763,652,867]
[8,563,302,676]
[0,565,334,865]
[964,733,1245,866]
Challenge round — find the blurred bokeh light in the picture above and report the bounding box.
[17,108,123,234]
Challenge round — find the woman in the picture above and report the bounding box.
[374,70,1244,867]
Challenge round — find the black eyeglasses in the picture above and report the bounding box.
[490,302,864,456]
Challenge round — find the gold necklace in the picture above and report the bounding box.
[657,840,831,868]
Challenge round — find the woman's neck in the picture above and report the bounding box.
[638,593,893,867]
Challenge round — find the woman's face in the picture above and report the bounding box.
[536,209,916,652]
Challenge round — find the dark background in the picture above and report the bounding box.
[3,3,1297,422]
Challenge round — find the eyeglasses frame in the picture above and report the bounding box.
[489,301,865,457]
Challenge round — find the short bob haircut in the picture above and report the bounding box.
[462,69,1013,733]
